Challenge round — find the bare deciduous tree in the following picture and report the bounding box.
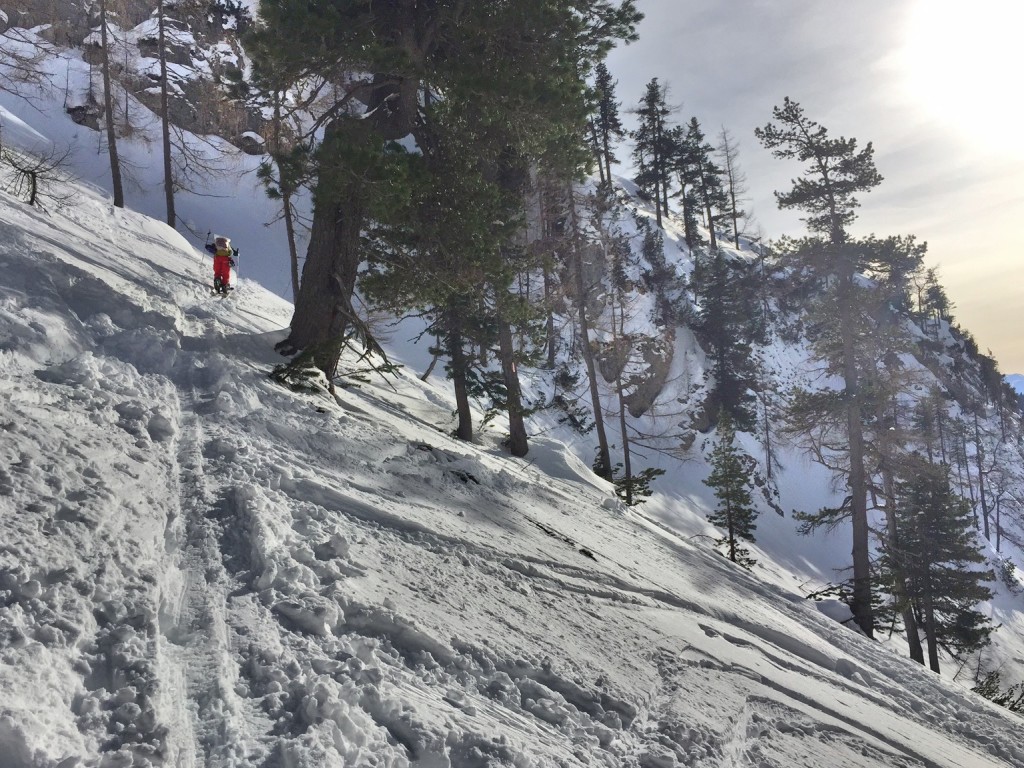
[2,144,74,207]
[0,26,55,99]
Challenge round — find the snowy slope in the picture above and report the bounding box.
[2,159,1024,767]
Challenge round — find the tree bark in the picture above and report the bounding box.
[544,266,557,369]
[568,182,612,480]
[98,0,124,208]
[279,68,419,375]
[923,592,940,673]
[276,137,366,377]
[879,452,924,664]
[974,410,991,540]
[445,306,474,442]
[498,319,528,457]
[590,119,606,186]
[838,250,873,638]
[158,0,174,227]
[613,304,633,503]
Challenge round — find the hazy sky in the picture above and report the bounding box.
[607,0,1024,372]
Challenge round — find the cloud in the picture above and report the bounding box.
[606,0,1024,371]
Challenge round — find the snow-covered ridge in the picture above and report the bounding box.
[2,161,1023,765]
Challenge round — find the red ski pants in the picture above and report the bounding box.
[213,255,232,286]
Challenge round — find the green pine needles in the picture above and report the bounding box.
[704,410,759,568]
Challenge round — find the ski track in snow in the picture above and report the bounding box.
[2,183,1024,767]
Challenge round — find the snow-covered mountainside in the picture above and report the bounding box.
[3,153,1024,766]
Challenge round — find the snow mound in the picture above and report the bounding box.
[1,166,1023,767]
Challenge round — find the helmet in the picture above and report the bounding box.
[215,236,230,248]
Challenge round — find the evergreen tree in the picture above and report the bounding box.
[698,250,757,430]
[757,99,887,638]
[590,61,626,187]
[784,233,925,639]
[631,78,673,227]
[755,97,882,243]
[566,182,614,480]
[921,268,953,337]
[250,0,642,382]
[668,123,702,251]
[704,410,758,567]
[685,118,728,251]
[637,218,680,327]
[974,671,1024,714]
[599,203,665,504]
[882,462,994,673]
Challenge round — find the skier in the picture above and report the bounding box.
[205,235,237,294]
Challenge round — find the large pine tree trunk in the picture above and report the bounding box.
[616,387,631,502]
[445,307,474,442]
[727,498,738,563]
[269,93,301,303]
[704,191,717,251]
[277,162,365,376]
[279,70,419,375]
[498,319,528,457]
[652,126,663,229]
[601,125,614,186]
[839,259,873,639]
[681,187,696,251]
[590,119,606,186]
[761,394,773,482]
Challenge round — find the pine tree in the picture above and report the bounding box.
[631,78,673,227]
[684,118,728,251]
[755,97,882,243]
[883,462,994,673]
[250,0,642,387]
[698,250,757,430]
[757,99,887,638]
[669,124,703,252]
[591,61,626,187]
[704,410,758,567]
[637,218,679,327]
[566,183,614,480]
[921,268,953,337]
[974,671,1024,713]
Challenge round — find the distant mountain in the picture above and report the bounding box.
[1007,374,1024,395]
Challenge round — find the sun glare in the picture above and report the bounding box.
[902,0,1024,152]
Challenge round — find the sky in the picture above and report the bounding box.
[607,0,1024,372]
[4,151,1024,765]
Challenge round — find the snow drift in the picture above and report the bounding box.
[1,166,1024,767]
